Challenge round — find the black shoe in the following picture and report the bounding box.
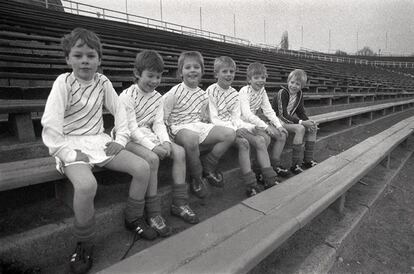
[290,164,304,175]
[245,184,263,197]
[255,171,264,185]
[70,242,93,274]
[171,204,199,224]
[148,215,173,237]
[302,160,318,169]
[263,179,279,189]
[125,217,157,240]
[190,177,210,198]
[204,171,224,187]
[274,166,289,177]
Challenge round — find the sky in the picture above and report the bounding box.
[71,0,414,56]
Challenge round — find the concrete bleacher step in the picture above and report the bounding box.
[1,109,414,273]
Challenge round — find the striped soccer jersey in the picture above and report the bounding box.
[207,83,239,123]
[164,83,209,126]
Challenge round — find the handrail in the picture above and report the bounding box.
[38,0,414,68]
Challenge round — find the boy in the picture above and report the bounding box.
[119,50,199,225]
[41,28,156,274]
[239,62,289,177]
[163,51,236,200]
[272,69,318,174]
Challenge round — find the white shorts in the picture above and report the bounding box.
[56,133,115,174]
[170,122,214,144]
[136,127,162,146]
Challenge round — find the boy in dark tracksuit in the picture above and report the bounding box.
[272,69,318,174]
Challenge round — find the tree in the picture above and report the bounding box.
[356,46,375,56]
[280,31,289,50]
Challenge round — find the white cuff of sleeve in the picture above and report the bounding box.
[299,120,303,125]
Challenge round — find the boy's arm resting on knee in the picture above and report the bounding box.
[261,92,283,128]
[41,75,77,163]
[103,79,128,147]
[153,96,172,145]
[239,88,268,128]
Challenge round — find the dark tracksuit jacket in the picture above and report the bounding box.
[272,87,309,124]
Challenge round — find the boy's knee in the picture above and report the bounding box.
[183,138,200,152]
[295,125,306,136]
[74,177,97,197]
[146,152,160,169]
[235,137,250,151]
[224,129,236,142]
[253,135,267,149]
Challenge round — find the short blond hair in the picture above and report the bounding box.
[246,62,268,80]
[287,69,307,88]
[214,56,236,73]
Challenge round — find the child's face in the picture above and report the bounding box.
[181,57,202,88]
[66,39,101,82]
[249,74,266,91]
[136,69,162,93]
[288,77,302,94]
[216,65,235,89]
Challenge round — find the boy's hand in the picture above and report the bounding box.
[277,126,288,136]
[75,149,90,162]
[161,142,172,158]
[105,142,123,156]
[153,145,168,160]
[302,120,319,131]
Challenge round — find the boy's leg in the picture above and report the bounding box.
[169,143,199,224]
[267,125,287,167]
[124,142,172,236]
[283,123,306,174]
[64,164,97,274]
[125,142,159,197]
[201,126,236,186]
[104,150,158,240]
[234,136,263,197]
[302,128,318,168]
[240,130,279,188]
[175,129,209,199]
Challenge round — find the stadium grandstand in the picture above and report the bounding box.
[1,0,414,273]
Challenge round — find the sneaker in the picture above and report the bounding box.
[274,166,289,177]
[290,164,304,175]
[302,160,318,169]
[255,172,264,185]
[245,184,263,197]
[125,217,157,240]
[148,215,173,237]
[171,204,199,224]
[204,171,224,187]
[70,242,93,274]
[190,177,209,198]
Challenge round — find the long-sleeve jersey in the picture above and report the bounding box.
[272,87,308,124]
[119,84,170,150]
[163,82,209,126]
[239,85,282,129]
[41,72,129,163]
[206,83,255,131]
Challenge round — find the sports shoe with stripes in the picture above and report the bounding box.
[69,242,93,274]
[125,217,157,240]
[148,215,173,237]
[171,204,199,224]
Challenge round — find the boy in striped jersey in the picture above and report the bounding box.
[119,50,199,225]
[41,28,156,274]
[163,51,236,200]
[239,62,289,178]
[207,56,279,196]
[272,69,318,174]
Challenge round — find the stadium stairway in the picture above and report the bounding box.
[2,1,414,272]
